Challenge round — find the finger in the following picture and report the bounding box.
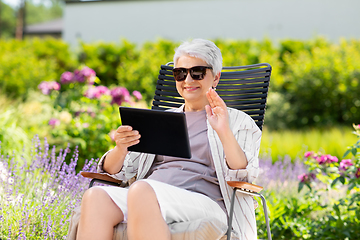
[117,125,132,132]
[116,130,139,140]
[117,138,140,149]
[116,134,141,146]
[209,88,226,108]
[126,139,140,147]
[206,88,216,109]
[205,105,213,117]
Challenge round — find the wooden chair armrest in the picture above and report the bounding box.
[80,171,123,185]
[227,181,263,193]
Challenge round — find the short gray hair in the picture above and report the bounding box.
[173,39,223,75]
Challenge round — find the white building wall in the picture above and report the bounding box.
[64,0,360,46]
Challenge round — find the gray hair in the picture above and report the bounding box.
[173,39,223,75]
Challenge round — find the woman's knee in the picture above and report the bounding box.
[80,187,124,223]
[81,187,107,207]
[81,187,120,214]
[127,181,157,204]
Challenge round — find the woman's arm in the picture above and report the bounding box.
[205,88,247,170]
[103,125,141,174]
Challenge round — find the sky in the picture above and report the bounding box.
[3,0,22,8]
[3,0,50,8]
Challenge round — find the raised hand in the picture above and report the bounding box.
[205,88,230,135]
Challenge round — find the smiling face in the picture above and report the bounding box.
[175,55,220,112]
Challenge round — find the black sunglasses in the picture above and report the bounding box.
[172,66,213,82]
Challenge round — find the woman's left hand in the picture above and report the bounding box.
[205,88,230,134]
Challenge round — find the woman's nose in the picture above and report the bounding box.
[184,73,194,83]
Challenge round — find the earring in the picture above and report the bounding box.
[212,86,217,90]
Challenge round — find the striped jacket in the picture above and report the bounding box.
[98,105,262,239]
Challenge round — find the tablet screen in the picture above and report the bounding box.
[119,107,191,159]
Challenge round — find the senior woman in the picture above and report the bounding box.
[76,39,262,240]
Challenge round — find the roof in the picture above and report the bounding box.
[24,18,63,34]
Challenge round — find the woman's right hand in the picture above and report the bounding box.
[103,125,141,174]
[114,125,141,153]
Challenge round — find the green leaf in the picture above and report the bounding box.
[331,177,339,188]
[351,147,357,156]
[298,182,304,192]
[343,149,351,158]
[339,176,345,184]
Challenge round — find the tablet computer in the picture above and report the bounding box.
[119,106,191,159]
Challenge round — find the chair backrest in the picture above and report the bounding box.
[152,63,272,130]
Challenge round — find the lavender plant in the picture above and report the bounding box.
[0,136,97,239]
[257,155,307,195]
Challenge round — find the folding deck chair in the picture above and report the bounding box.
[70,62,272,240]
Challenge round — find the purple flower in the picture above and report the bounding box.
[84,86,110,99]
[81,66,96,84]
[298,173,316,183]
[73,67,96,84]
[48,118,60,127]
[132,90,143,101]
[38,81,61,95]
[110,87,130,105]
[339,159,353,171]
[316,154,338,165]
[60,71,74,84]
[73,69,85,83]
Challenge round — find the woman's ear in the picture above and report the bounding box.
[213,72,221,88]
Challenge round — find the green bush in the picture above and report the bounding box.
[0,38,76,99]
[78,39,139,87]
[278,38,360,128]
[0,97,31,161]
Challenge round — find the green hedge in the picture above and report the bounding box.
[0,38,76,99]
[1,37,359,129]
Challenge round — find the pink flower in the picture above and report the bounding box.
[339,159,353,171]
[60,71,74,84]
[96,86,110,97]
[73,69,85,83]
[304,151,314,158]
[38,81,61,95]
[84,86,110,99]
[110,87,130,105]
[48,118,60,127]
[298,173,316,183]
[75,67,96,84]
[51,82,61,91]
[132,90,142,101]
[316,154,338,165]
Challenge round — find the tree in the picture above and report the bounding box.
[0,1,16,38]
[0,0,64,39]
[25,0,63,25]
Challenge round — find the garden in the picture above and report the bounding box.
[0,37,359,239]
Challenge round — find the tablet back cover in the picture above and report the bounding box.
[119,107,191,159]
